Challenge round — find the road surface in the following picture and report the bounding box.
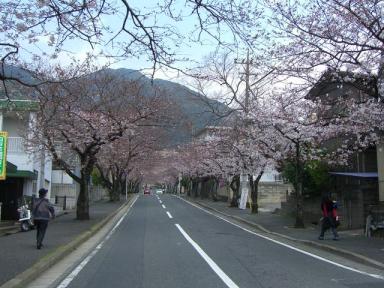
[54,194,384,288]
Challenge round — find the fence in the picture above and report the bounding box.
[54,195,76,210]
[89,185,109,202]
[50,183,109,210]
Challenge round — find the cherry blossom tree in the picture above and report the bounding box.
[95,126,162,201]
[266,0,384,98]
[26,66,162,219]
[189,51,278,212]
[0,0,265,96]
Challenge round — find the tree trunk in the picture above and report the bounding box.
[249,172,263,214]
[192,179,199,198]
[211,178,219,201]
[76,175,90,220]
[294,142,305,228]
[110,177,121,202]
[229,175,240,207]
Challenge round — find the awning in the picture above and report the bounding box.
[7,170,38,179]
[5,161,38,179]
[6,161,17,172]
[329,172,378,178]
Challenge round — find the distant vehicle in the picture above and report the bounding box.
[155,189,164,194]
[144,188,150,195]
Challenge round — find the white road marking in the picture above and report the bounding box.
[166,211,173,219]
[162,204,166,209]
[175,224,239,288]
[159,200,163,204]
[177,197,384,281]
[56,197,138,288]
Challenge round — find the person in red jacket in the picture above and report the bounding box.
[318,195,339,240]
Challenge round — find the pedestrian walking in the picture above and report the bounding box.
[32,188,55,249]
[318,194,339,241]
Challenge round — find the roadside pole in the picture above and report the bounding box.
[235,49,252,210]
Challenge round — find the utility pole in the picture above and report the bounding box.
[234,49,254,210]
[234,48,252,115]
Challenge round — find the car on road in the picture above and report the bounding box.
[155,188,164,194]
[144,188,150,195]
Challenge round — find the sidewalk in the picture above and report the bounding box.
[0,199,129,287]
[187,197,384,270]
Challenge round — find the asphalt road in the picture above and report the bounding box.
[58,195,384,288]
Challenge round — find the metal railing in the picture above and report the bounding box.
[7,137,25,153]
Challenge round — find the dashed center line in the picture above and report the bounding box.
[166,211,173,219]
[159,200,163,204]
[175,224,239,288]
[162,204,166,209]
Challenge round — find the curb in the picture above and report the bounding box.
[190,199,384,271]
[0,195,137,288]
[0,226,19,236]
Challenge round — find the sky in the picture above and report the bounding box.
[9,0,263,84]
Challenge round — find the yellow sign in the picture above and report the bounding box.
[0,131,8,180]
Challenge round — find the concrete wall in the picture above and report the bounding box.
[51,183,109,210]
[258,182,293,210]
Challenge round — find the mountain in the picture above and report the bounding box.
[99,68,230,145]
[1,66,230,145]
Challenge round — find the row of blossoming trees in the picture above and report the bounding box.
[0,0,276,222]
[173,1,384,227]
[17,65,173,220]
[1,1,384,225]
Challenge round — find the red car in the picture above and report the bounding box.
[144,188,150,195]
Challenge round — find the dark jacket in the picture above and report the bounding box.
[33,198,55,220]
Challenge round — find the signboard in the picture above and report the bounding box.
[0,131,8,180]
[239,186,249,210]
[239,174,251,210]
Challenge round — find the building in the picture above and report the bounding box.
[305,70,383,229]
[0,99,52,220]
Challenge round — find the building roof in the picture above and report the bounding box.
[306,70,377,100]
[329,172,378,178]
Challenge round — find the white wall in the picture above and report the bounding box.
[259,170,283,183]
[2,111,52,197]
[7,153,34,171]
[2,115,26,137]
[51,170,74,184]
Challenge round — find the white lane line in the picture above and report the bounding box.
[56,197,138,288]
[177,197,384,281]
[162,204,166,209]
[159,200,163,204]
[175,224,239,288]
[166,211,173,219]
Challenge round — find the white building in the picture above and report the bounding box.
[0,99,52,220]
